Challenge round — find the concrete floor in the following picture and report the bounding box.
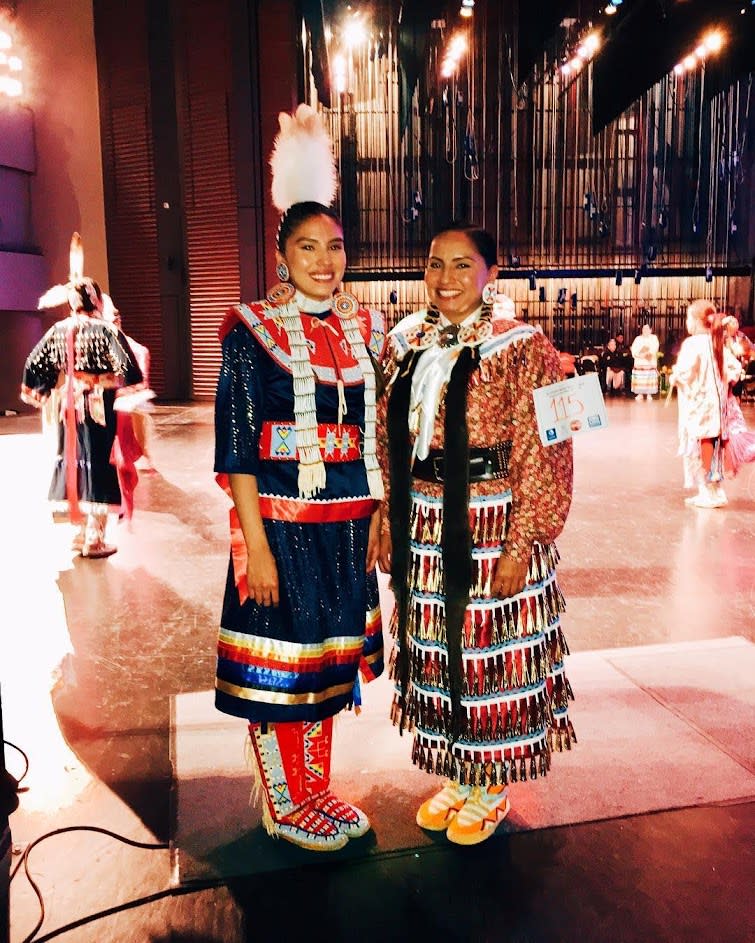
[2,397,754,943]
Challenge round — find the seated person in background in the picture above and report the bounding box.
[600,338,625,395]
[578,345,601,375]
[614,331,632,394]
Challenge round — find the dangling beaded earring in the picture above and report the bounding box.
[459,282,496,347]
[267,261,295,305]
[481,281,497,313]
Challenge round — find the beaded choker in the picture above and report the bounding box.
[410,282,496,351]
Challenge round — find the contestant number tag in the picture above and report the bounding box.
[532,373,608,446]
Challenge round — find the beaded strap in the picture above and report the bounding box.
[276,299,327,499]
[266,284,384,502]
[333,292,384,501]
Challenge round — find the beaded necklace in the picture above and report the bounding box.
[265,281,383,501]
[407,281,497,352]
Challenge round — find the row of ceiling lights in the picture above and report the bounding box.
[672,30,725,75]
[560,26,727,81]
[560,31,601,77]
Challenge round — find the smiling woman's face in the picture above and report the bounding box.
[277,214,346,301]
[424,231,497,323]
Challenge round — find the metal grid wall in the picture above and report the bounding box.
[306,3,751,277]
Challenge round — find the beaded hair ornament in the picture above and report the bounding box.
[268,104,383,501]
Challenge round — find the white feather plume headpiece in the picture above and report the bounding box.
[270,104,337,213]
[38,231,103,314]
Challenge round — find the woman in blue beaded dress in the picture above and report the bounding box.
[214,105,385,852]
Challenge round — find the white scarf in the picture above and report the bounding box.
[409,306,482,462]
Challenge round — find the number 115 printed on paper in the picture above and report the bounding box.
[532,373,608,446]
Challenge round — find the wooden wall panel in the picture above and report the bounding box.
[94,1,165,393]
[174,0,240,400]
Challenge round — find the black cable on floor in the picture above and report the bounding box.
[3,739,30,786]
[30,883,212,943]
[15,825,171,943]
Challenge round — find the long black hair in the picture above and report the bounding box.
[277,201,343,252]
[72,280,103,313]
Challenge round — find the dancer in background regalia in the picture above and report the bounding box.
[21,234,144,557]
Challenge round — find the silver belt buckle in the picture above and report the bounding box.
[469,455,486,477]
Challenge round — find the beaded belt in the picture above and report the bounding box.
[412,443,512,483]
[259,421,362,462]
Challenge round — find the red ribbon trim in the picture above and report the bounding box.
[64,321,83,524]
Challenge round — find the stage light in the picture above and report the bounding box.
[694,44,707,60]
[448,34,467,57]
[583,33,601,55]
[343,17,368,48]
[332,53,347,93]
[683,54,696,71]
[634,269,642,285]
[703,31,725,54]
[462,0,475,6]
[605,4,617,14]
[673,63,684,75]
[460,7,473,17]
[528,271,537,290]
[557,288,567,304]
[561,61,572,75]
[0,76,22,97]
[705,266,713,283]
[615,269,623,286]
[538,286,546,302]
[570,292,578,308]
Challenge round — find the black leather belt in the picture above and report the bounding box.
[412,443,512,483]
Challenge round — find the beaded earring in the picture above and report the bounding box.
[458,282,496,347]
[276,261,290,283]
